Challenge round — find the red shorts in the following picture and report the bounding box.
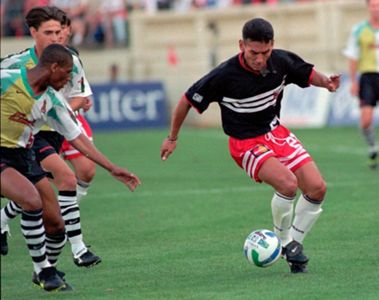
[229,125,313,182]
[61,114,93,160]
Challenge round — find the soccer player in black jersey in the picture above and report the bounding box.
[160,18,341,273]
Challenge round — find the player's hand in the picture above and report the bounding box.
[82,98,93,112]
[110,166,141,191]
[160,137,177,161]
[327,74,341,92]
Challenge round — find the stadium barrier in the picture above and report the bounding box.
[84,82,169,130]
[2,1,373,129]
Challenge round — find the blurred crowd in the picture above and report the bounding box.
[1,0,327,48]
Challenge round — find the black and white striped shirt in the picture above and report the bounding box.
[185,49,314,139]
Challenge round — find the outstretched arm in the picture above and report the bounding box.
[310,69,341,92]
[70,134,141,191]
[160,96,192,161]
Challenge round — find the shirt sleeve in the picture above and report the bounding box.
[184,69,224,113]
[61,54,93,99]
[45,89,82,141]
[283,51,314,88]
[342,24,360,60]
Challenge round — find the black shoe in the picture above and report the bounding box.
[34,267,68,292]
[282,241,309,273]
[0,231,8,255]
[73,249,102,267]
[368,151,378,169]
[32,269,73,291]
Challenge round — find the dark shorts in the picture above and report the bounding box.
[359,73,379,107]
[0,147,46,184]
[32,131,65,163]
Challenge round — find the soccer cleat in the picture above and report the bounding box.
[32,269,73,291]
[368,151,378,169]
[33,267,68,292]
[282,240,309,273]
[0,231,8,255]
[73,249,102,267]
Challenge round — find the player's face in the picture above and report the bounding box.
[49,62,73,91]
[240,39,273,72]
[30,20,62,53]
[59,24,71,46]
[368,0,379,20]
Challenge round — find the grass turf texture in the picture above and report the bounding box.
[1,127,378,300]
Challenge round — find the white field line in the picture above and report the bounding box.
[89,179,378,199]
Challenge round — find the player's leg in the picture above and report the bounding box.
[41,153,101,267]
[292,161,326,243]
[1,167,66,291]
[62,114,96,204]
[359,74,378,169]
[0,200,21,255]
[65,154,96,204]
[360,106,377,169]
[258,157,298,247]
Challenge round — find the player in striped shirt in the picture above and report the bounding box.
[343,0,379,169]
[160,18,340,273]
[0,6,98,266]
[1,44,141,291]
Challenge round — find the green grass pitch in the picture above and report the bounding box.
[1,127,378,300]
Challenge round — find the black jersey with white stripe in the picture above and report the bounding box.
[185,49,314,139]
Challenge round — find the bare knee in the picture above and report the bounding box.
[76,164,96,183]
[42,213,65,234]
[305,180,327,202]
[274,175,298,197]
[22,190,42,211]
[53,169,77,191]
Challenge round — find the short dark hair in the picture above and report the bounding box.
[39,44,73,67]
[25,6,67,30]
[242,18,274,43]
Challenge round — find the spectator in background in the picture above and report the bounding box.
[50,0,89,46]
[1,0,28,37]
[101,0,128,47]
[24,0,50,16]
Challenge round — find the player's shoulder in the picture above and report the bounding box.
[271,49,304,62]
[1,68,22,81]
[1,48,32,69]
[0,69,22,95]
[351,20,370,35]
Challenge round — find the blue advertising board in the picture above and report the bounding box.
[327,73,379,126]
[84,82,169,130]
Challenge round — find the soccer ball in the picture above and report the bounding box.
[243,229,282,267]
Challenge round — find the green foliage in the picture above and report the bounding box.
[1,127,378,300]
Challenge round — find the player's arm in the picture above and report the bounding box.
[69,134,141,191]
[69,96,92,112]
[46,97,141,191]
[309,69,341,92]
[160,96,192,161]
[347,58,359,97]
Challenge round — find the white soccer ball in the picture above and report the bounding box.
[243,229,282,267]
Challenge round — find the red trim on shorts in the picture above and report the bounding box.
[39,145,54,153]
[229,125,313,183]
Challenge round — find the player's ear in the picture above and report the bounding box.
[29,27,37,39]
[239,39,244,52]
[50,62,59,74]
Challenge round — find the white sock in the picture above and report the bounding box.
[58,191,87,257]
[271,192,296,247]
[290,194,323,244]
[76,179,90,205]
